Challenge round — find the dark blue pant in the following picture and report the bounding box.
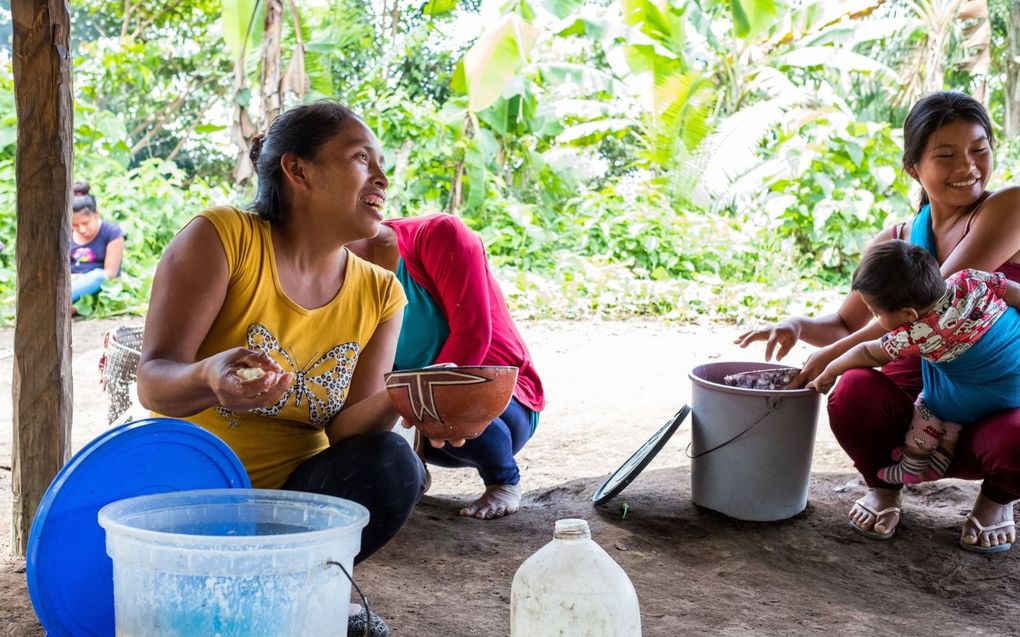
[424,398,535,486]
[283,430,425,565]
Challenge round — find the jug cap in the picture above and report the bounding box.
[591,405,690,505]
[554,518,591,539]
[26,418,251,637]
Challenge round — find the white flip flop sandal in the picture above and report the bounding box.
[847,497,900,540]
[959,512,1014,554]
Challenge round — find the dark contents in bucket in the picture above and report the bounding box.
[722,368,800,391]
[170,522,316,536]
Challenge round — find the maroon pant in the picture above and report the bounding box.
[828,356,1020,504]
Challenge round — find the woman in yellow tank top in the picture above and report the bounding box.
[137,102,424,637]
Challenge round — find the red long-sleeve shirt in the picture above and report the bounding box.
[385,214,545,412]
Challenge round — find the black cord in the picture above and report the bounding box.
[327,560,371,637]
[685,398,781,459]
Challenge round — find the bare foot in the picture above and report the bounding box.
[848,488,902,537]
[960,493,1016,551]
[458,484,521,520]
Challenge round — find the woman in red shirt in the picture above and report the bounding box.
[351,213,545,519]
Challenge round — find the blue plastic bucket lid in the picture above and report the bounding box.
[26,417,251,637]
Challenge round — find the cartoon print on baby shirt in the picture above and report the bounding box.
[216,323,360,428]
[939,304,964,331]
[908,322,943,355]
[887,322,943,357]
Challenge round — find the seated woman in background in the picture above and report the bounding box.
[70,181,124,302]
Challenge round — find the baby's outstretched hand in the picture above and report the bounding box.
[807,370,836,394]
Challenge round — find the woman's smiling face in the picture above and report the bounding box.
[911,119,992,211]
[298,117,390,243]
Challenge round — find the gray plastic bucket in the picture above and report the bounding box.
[688,362,820,521]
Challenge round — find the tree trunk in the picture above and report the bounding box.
[9,0,74,557]
[914,0,967,95]
[924,20,948,93]
[447,115,474,213]
[955,0,990,104]
[260,0,284,130]
[447,161,465,213]
[389,4,400,42]
[1007,1,1020,139]
[230,59,257,184]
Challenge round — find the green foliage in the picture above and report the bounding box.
[3,0,1016,327]
[764,119,914,280]
[221,0,263,59]
[729,0,783,39]
[71,0,235,177]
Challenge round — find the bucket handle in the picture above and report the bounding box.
[685,395,782,459]
[326,559,371,637]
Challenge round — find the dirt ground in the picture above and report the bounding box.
[1,318,1018,636]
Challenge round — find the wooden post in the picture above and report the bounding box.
[10,0,74,557]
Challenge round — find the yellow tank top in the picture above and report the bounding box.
[176,207,406,488]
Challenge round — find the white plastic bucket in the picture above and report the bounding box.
[688,362,820,521]
[98,489,368,637]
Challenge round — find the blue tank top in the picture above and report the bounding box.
[909,205,1020,423]
[393,258,449,371]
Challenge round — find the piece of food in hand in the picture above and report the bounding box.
[235,367,266,381]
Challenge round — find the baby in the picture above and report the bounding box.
[809,240,1020,484]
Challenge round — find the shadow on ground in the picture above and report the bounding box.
[361,467,1017,636]
[3,466,1014,636]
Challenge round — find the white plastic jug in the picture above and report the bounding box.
[510,518,641,636]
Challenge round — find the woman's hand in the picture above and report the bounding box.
[205,347,293,412]
[405,423,466,449]
[734,320,802,362]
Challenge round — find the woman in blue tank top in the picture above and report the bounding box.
[737,91,1020,554]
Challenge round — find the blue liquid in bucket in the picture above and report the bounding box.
[100,489,368,637]
[115,568,343,636]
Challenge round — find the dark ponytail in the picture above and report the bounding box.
[249,101,360,224]
[249,134,266,166]
[902,91,994,211]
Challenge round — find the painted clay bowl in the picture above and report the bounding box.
[384,365,519,440]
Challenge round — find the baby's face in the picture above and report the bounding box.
[859,294,916,331]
